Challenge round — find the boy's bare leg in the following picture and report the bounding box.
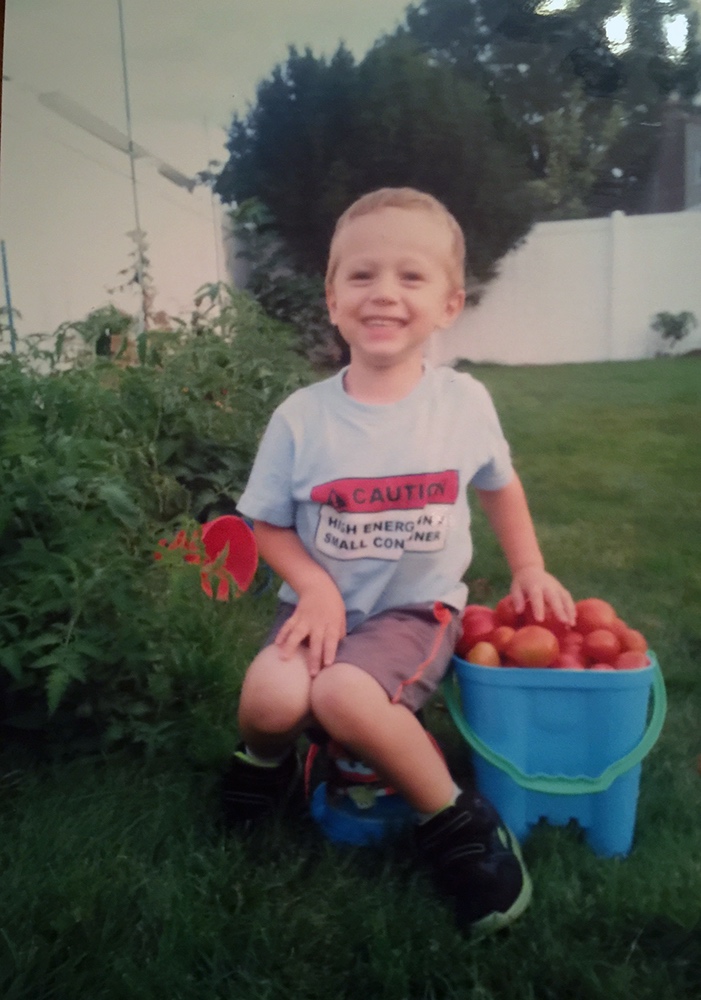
[310,662,455,814]
[238,645,314,757]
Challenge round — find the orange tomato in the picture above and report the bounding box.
[505,625,560,668]
[491,625,516,653]
[466,641,501,667]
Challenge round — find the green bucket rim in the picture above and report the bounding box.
[442,654,667,795]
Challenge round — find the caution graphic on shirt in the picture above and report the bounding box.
[311,471,459,561]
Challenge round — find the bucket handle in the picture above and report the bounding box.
[441,659,667,795]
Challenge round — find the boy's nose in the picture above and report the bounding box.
[370,276,399,303]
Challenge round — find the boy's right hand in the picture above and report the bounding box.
[274,581,347,677]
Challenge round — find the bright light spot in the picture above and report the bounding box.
[665,15,688,54]
[612,167,623,178]
[603,10,688,55]
[537,0,570,12]
[605,13,629,52]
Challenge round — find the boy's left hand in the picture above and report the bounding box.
[510,566,576,626]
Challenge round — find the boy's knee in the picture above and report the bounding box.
[239,647,311,735]
[310,662,380,728]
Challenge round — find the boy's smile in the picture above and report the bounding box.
[326,207,465,373]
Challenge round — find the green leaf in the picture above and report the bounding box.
[0,645,24,681]
[20,633,63,654]
[95,481,142,528]
[46,666,72,714]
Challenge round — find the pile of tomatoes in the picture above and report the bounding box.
[455,596,651,670]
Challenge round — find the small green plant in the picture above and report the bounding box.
[651,310,698,354]
[108,228,157,333]
[66,303,134,357]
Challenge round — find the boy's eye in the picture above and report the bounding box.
[349,270,373,281]
[402,272,424,283]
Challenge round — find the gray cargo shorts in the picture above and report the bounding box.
[263,600,461,712]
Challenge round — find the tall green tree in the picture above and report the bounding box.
[593,0,701,211]
[398,0,701,215]
[215,36,537,285]
[215,44,357,273]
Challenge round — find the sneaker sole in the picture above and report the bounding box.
[468,827,533,938]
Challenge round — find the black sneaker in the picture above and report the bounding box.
[220,745,302,828]
[416,791,532,936]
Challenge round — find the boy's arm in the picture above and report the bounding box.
[253,521,346,676]
[474,474,575,625]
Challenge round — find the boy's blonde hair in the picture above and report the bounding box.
[325,187,466,291]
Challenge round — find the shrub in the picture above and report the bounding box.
[651,310,698,354]
[230,200,345,368]
[0,288,313,755]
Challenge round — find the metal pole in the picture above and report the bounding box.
[116,0,147,334]
[1,240,18,354]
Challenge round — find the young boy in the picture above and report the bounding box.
[223,188,575,935]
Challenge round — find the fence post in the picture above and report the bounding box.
[608,210,630,360]
[1,239,18,354]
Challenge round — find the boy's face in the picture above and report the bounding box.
[326,207,465,370]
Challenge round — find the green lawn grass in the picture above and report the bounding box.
[2,358,700,1000]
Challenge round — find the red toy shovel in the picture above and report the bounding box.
[200,515,258,599]
[155,515,258,601]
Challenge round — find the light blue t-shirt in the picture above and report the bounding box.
[237,364,514,623]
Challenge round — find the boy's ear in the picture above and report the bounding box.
[437,288,466,329]
[325,284,338,325]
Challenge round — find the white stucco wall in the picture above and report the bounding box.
[0,80,227,343]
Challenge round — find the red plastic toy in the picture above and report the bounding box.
[154,515,258,600]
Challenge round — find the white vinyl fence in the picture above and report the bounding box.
[428,209,701,366]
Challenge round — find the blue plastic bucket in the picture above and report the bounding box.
[443,653,666,857]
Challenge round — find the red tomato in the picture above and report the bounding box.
[462,603,495,620]
[614,650,651,670]
[621,628,648,653]
[505,625,560,668]
[561,630,585,652]
[609,617,630,642]
[456,607,496,657]
[551,652,587,670]
[522,602,570,639]
[466,641,501,667]
[590,662,615,671]
[495,595,520,628]
[575,598,617,634]
[583,628,622,664]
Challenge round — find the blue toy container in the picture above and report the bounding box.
[444,653,666,857]
[310,782,414,845]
